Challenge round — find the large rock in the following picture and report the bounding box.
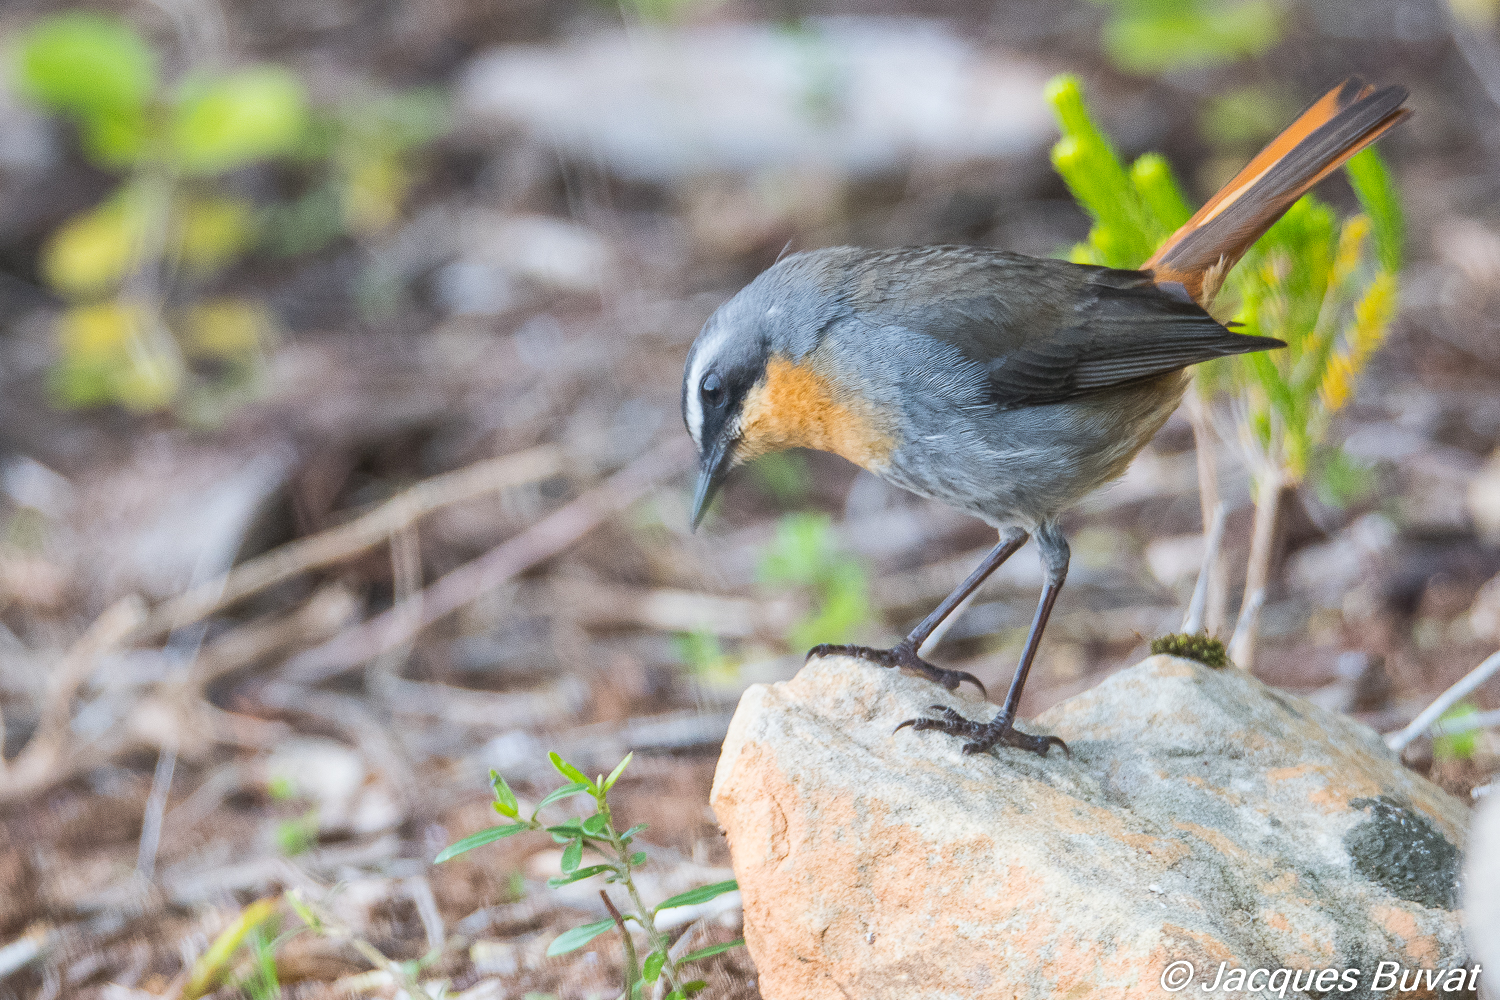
[460,20,1053,182]
[711,655,1472,999]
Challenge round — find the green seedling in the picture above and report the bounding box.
[10,12,448,414]
[757,512,874,650]
[274,809,319,857]
[436,753,744,999]
[1433,701,1481,762]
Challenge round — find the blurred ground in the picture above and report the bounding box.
[1,0,1499,997]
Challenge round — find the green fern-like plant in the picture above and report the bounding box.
[1047,74,1404,665]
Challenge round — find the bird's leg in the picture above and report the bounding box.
[808,527,1029,697]
[899,525,1070,757]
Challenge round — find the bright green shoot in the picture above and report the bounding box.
[436,752,744,1000]
[1047,73,1403,485]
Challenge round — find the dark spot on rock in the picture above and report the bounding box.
[1344,796,1459,909]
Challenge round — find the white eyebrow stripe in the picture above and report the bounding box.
[685,323,730,449]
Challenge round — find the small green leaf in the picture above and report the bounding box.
[42,195,145,300]
[492,773,522,815]
[546,918,617,956]
[605,752,634,790]
[171,66,308,175]
[14,14,157,123]
[665,982,708,1000]
[582,813,610,836]
[655,880,738,912]
[642,949,667,983]
[1434,701,1481,762]
[678,939,745,964]
[175,196,255,275]
[547,864,615,887]
[630,851,648,866]
[561,837,583,873]
[285,890,320,930]
[531,782,590,817]
[434,823,527,863]
[549,751,592,788]
[620,823,649,841]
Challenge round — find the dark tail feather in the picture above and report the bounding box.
[1147,77,1410,304]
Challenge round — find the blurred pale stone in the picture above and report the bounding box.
[712,654,1470,1000]
[1470,449,1500,544]
[460,20,1053,182]
[1144,532,1205,588]
[1465,791,1500,980]
[1472,573,1500,643]
[1287,512,1398,607]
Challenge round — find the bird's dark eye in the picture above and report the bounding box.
[701,372,726,408]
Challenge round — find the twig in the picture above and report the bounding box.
[280,438,693,685]
[0,598,144,799]
[1182,501,1227,635]
[0,589,349,804]
[1227,588,1264,669]
[1429,708,1500,739]
[135,744,178,881]
[1386,649,1500,752]
[138,445,565,639]
[601,890,640,993]
[404,877,446,960]
[1228,470,1283,670]
[1186,393,1229,634]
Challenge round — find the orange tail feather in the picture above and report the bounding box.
[1147,78,1410,305]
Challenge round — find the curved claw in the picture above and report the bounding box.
[945,670,986,698]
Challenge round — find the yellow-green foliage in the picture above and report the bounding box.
[9,13,449,414]
[1047,74,1403,484]
[1085,0,1285,75]
[1047,75,1190,268]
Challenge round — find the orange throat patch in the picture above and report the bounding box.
[736,355,895,472]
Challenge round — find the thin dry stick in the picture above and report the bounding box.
[1185,394,1230,634]
[281,438,694,685]
[138,445,565,639]
[0,589,351,804]
[1387,649,1500,752]
[135,744,178,880]
[1227,470,1283,670]
[1182,501,1227,635]
[0,597,145,798]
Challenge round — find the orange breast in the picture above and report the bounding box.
[737,355,895,471]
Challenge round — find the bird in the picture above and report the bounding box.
[681,77,1410,757]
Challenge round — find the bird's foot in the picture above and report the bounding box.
[806,640,986,696]
[895,706,1069,758]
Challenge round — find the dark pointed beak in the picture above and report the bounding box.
[690,433,737,531]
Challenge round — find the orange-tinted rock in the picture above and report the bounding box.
[711,654,1471,999]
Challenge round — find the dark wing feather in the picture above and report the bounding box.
[845,247,1283,410]
[982,269,1281,408]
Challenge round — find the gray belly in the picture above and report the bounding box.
[881,373,1189,528]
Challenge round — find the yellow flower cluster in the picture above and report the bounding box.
[1319,268,1397,412]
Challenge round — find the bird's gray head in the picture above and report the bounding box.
[681,249,856,528]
